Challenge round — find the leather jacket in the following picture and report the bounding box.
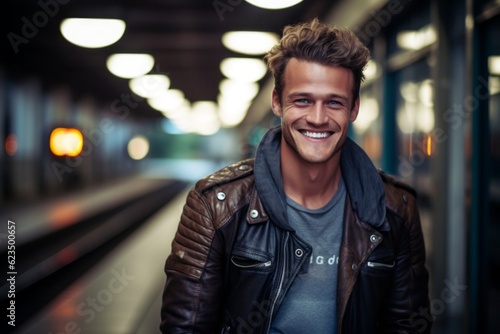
[161,128,431,334]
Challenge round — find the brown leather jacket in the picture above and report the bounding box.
[161,129,431,334]
[160,163,431,333]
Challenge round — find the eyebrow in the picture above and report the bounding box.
[287,92,349,102]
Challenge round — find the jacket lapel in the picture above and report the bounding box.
[336,196,382,330]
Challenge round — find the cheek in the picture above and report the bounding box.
[330,112,350,127]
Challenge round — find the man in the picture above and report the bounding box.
[161,18,431,333]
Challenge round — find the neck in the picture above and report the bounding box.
[280,140,343,210]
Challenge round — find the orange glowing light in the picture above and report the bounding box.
[5,133,18,156]
[50,128,83,157]
[426,135,432,156]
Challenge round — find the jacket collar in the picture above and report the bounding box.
[254,126,388,231]
[254,127,290,230]
[340,135,388,231]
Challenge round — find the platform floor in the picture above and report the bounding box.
[13,187,190,334]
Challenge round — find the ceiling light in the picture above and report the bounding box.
[397,104,416,134]
[129,75,170,98]
[489,56,500,75]
[222,31,279,55]
[191,101,218,120]
[219,79,259,101]
[161,119,188,135]
[127,136,149,160]
[418,79,434,107]
[60,18,126,48]
[417,106,435,133]
[397,24,436,51]
[147,89,186,113]
[219,108,248,127]
[163,102,191,120]
[106,53,154,79]
[245,0,304,10]
[364,60,379,82]
[218,96,250,127]
[220,58,267,82]
[490,76,500,96]
[400,81,419,103]
[171,112,194,133]
[191,101,221,135]
[353,97,379,132]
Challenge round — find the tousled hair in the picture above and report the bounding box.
[264,18,370,106]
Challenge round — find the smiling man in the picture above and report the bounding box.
[161,19,432,334]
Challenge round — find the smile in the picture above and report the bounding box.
[301,130,332,139]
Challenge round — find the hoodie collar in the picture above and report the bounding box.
[254,126,388,231]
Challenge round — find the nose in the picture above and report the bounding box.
[307,102,327,125]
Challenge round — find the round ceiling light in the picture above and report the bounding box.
[106,53,155,79]
[60,18,126,48]
[244,0,304,10]
[220,58,267,82]
[222,31,279,55]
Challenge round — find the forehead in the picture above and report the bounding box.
[282,58,354,96]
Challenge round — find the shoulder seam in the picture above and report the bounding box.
[196,159,255,193]
[378,170,417,221]
[378,170,417,197]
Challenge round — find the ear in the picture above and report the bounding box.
[271,89,282,117]
[349,96,360,122]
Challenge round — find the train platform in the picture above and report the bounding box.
[0,159,228,333]
[0,174,173,246]
[11,186,190,334]
[0,158,220,245]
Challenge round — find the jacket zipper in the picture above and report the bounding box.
[367,261,395,268]
[266,231,289,333]
[230,257,272,269]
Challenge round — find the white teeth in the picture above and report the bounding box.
[303,131,330,138]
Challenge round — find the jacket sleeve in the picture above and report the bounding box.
[160,188,226,333]
[406,205,432,333]
[383,195,432,333]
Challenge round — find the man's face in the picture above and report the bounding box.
[272,58,359,165]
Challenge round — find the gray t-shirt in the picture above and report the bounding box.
[270,178,346,334]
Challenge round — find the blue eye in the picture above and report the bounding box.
[328,100,342,107]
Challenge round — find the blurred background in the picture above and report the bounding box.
[0,0,498,333]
